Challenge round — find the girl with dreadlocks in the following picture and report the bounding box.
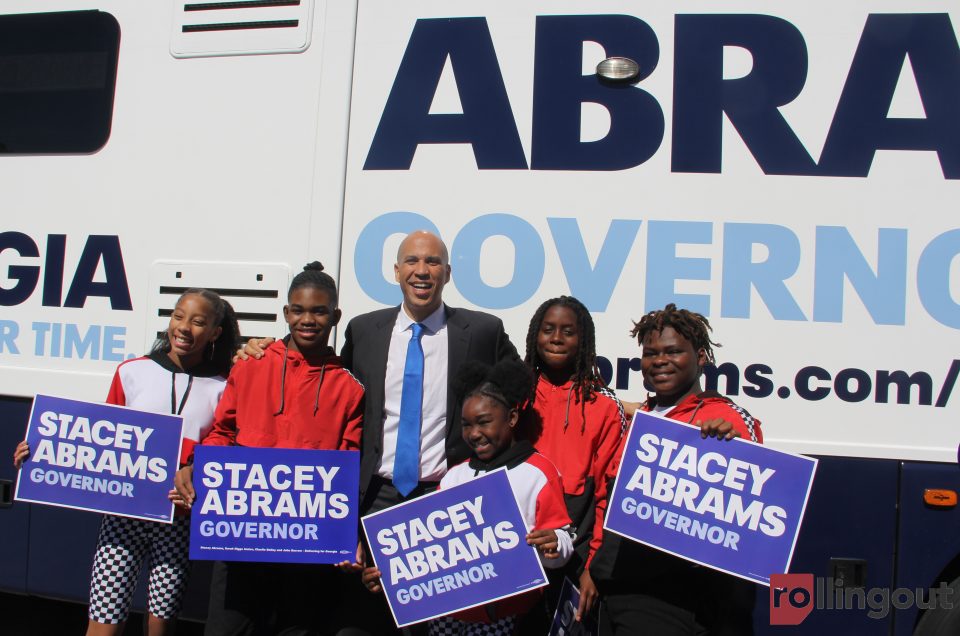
[586,303,763,635]
[172,262,363,635]
[519,296,626,626]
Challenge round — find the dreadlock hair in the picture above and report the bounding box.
[524,296,604,407]
[151,288,240,376]
[453,359,534,414]
[630,303,720,364]
[288,261,338,306]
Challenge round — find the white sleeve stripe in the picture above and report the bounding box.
[728,403,758,442]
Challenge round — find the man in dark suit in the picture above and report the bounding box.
[337,230,518,635]
[340,230,518,514]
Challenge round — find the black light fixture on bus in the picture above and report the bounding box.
[596,56,640,82]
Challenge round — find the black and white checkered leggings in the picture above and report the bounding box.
[429,616,517,636]
[88,514,190,624]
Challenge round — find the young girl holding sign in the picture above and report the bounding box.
[519,296,626,624]
[362,359,573,635]
[14,288,239,636]
[172,262,364,635]
[586,303,763,636]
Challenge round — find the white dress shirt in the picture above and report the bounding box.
[377,304,449,482]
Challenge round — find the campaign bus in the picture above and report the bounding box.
[0,1,957,633]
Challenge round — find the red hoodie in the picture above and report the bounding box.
[587,391,763,569]
[201,339,363,451]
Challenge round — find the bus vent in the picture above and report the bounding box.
[170,0,315,58]
[146,261,291,349]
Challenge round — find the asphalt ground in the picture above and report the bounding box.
[0,592,204,636]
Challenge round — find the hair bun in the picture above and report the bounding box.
[303,261,325,272]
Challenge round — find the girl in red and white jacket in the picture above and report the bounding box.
[586,303,763,635]
[362,360,573,635]
[15,288,239,636]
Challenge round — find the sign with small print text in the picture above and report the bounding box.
[15,394,183,522]
[190,445,359,563]
[362,468,548,627]
[604,411,817,585]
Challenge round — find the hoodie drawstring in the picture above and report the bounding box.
[312,363,327,415]
[274,340,328,416]
[685,399,705,425]
[274,341,289,416]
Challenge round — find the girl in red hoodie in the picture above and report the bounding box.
[519,296,627,626]
[173,261,364,636]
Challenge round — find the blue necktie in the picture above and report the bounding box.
[394,322,424,497]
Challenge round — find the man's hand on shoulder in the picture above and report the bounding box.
[234,337,275,362]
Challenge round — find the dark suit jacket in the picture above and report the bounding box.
[339,304,519,500]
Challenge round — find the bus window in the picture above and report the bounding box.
[0,11,119,154]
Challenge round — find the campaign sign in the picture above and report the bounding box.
[190,445,359,564]
[604,411,818,586]
[548,578,597,636]
[362,468,547,627]
[15,394,183,522]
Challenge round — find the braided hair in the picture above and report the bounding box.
[630,303,720,364]
[151,288,240,376]
[453,359,534,413]
[288,261,338,305]
[524,296,604,407]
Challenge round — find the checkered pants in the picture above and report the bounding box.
[429,615,518,636]
[88,514,191,623]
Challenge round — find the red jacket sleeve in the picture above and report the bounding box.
[586,432,628,566]
[534,464,573,532]
[202,369,240,448]
[592,396,625,501]
[339,390,363,451]
[105,368,126,406]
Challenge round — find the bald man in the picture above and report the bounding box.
[340,231,519,515]
[335,231,518,635]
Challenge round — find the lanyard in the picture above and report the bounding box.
[171,372,194,415]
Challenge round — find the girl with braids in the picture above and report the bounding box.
[173,262,364,635]
[586,303,763,636]
[15,288,239,636]
[519,296,626,626]
[361,359,573,636]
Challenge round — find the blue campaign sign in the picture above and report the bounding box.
[548,578,597,636]
[190,445,359,564]
[15,394,183,522]
[362,468,548,628]
[604,411,818,586]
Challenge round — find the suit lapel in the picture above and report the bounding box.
[371,308,399,419]
[445,305,471,429]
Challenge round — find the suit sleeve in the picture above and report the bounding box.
[339,320,355,372]
[494,318,520,364]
